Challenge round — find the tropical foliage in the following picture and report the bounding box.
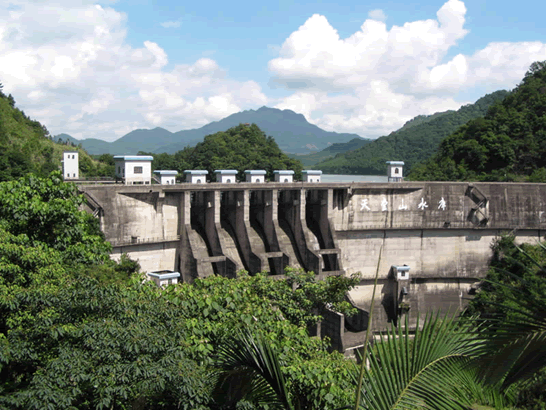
[215,235,545,410]
[408,61,546,182]
[464,235,546,409]
[313,90,508,175]
[0,173,361,409]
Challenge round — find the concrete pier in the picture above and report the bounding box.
[81,180,546,344]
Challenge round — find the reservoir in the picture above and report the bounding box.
[321,174,388,183]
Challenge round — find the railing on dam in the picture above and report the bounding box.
[109,235,180,247]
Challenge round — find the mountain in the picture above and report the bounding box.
[407,61,546,182]
[313,90,510,175]
[288,137,371,167]
[162,123,303,181]
[57,107,368,155]
[0,90,112,181]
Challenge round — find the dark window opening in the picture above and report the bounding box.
[134,166,143,174]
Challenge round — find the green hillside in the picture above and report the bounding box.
[314,90,509,175]
[408,62,546,182]
[0,85,112,181]
[139,123,303,181]
[289,137,371,167]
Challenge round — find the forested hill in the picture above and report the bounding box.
[313,90,509,175]
[0,83,112,181]
[408,61,546,182]
[288,137,370,167]
[138,123,303,181]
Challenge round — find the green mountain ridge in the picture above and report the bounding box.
[313,90,510,175]
[288,138,371,167]
[407,61,546,182]
[138,123,303,181]
[0,87,112,181]
[58,106,369,155]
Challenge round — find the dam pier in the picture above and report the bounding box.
[80,180,545,352]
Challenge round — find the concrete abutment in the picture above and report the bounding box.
[82,181,546,346]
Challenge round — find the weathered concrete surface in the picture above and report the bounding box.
[81,181,545,340]
[83,181,544,276]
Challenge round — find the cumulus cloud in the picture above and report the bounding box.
[269,0,545,137]
[0,1,267,141]
[368,9,386,22]
[160,20,181,29]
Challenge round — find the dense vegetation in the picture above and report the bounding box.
[0,172,544,409]
[0,83,113,181]
[0,172,360,409]
[408,61,546,182]
[314,90,509,175]
[289,137,370,167]
[139,123,304,181]
[463,235,546,409]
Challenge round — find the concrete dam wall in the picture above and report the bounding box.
[81,181,545,349]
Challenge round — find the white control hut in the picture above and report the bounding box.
[214,170,237,183]
[274,170,294,183]
[184,170,208,183]
[386,161,404,182]
[114,155,153,185]
[245,170,266,183]
[154,170,178,185]
[302,170,322,182]
[147,270,181,288]
[391,265,410,281]
[62,151,79,180]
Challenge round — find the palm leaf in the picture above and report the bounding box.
[355,312,486,410]
[212,329,292,409]
[468,246,546,389]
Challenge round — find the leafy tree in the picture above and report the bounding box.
[409,61,546,182]
[0,172,110,265]
[463,235,546,409]
[140,124,303,181]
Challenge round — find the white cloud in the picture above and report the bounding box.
[160,20,181,29]
[269,0,545,138]
[368,9,386,22]
[0,0,268,141]
[0,0,544,145]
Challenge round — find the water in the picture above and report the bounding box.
[321,174,388,183]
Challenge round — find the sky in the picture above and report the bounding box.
[0,0,545,142]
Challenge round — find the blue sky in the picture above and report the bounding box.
[1,0,545,142]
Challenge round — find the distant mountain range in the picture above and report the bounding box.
[56,106,368,155]
[288,138,371,167]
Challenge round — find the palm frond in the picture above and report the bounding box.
[212,329,292,409]
[355,312,485,410]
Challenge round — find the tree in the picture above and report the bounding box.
[408,61,546,182]
[0,171,110,265]
[464,236,546,409]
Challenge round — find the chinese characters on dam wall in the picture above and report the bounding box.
[360,197,448,211]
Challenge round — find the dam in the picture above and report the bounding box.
[80,180,545,351]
